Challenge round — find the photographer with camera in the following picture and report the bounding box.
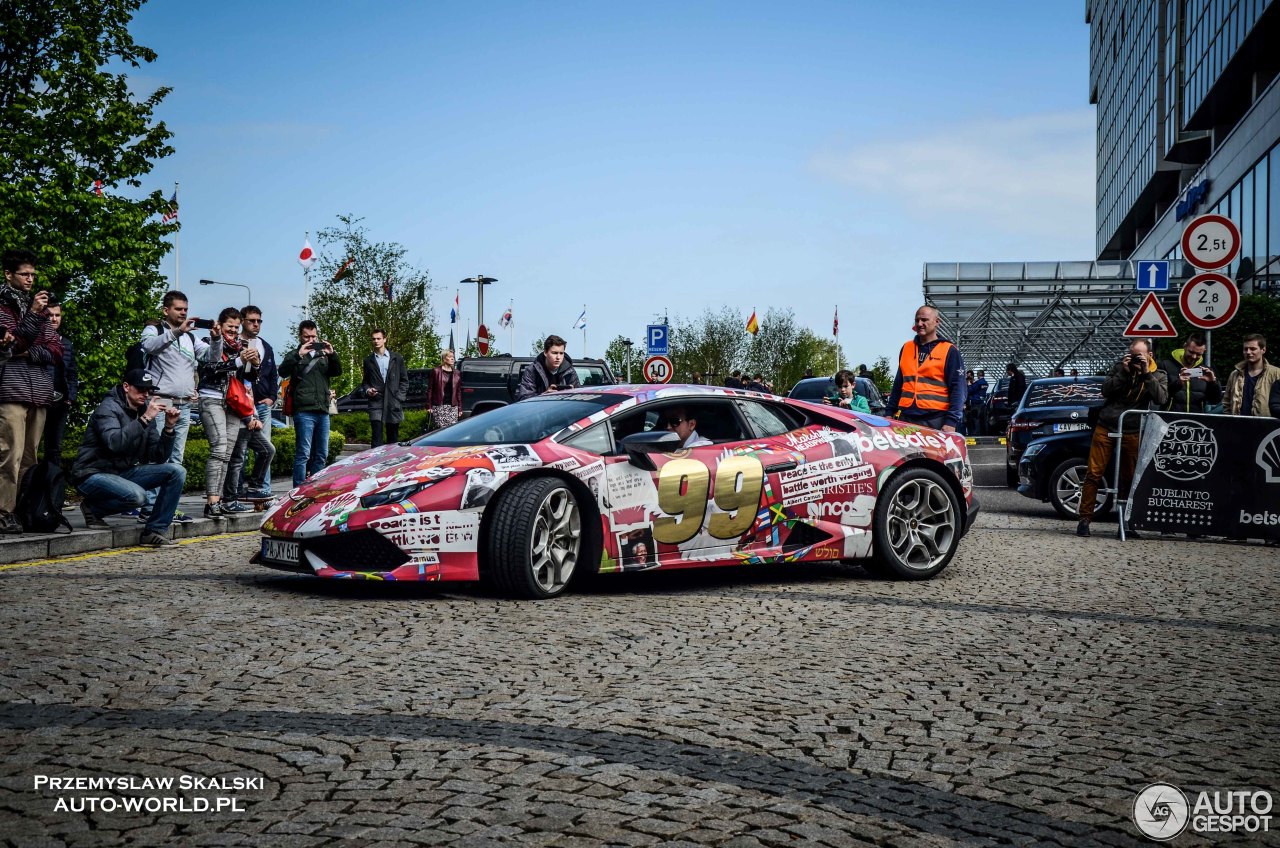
[1158,331,1220,413]
[196,307,261,519]
[279,320,341,487]
[1076,338,1168,538]
[135,290,222,524]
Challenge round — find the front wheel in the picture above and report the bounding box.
[486,477,583,598]
[1048,458,1112,520]
[870,468,961,580]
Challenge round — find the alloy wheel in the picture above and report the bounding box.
[885,478,957,571]
[529,488,581,593]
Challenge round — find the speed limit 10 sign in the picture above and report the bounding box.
[1179,272,1240,329]
[643,355,673,384]
[1181,214,1241,270]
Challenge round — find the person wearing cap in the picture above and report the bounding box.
[71,369,187,546]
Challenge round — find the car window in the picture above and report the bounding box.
[736,400,804,437]
[608,399,747,450]
[576,365,612,386]
[462,360,509,385]
[1023,381,1104,408]
[561,422,613,455]
[789,379,831,401]
[414,394,628,446]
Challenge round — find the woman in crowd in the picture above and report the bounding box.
[429,349,462,430]
[198,307,262,518]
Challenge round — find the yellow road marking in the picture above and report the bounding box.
[0,531,259,572]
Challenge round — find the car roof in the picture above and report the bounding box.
[1026,376,1104,387]
[553,383,780,401]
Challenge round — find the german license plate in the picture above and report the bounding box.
[261,538,300,564]
[1053,422,1089,433]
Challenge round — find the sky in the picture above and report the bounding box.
[128,0,1096,368]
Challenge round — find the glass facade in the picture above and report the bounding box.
[1162,139,1280,295]
[1088,0,1276,257]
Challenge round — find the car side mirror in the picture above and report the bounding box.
[619,431,682,470]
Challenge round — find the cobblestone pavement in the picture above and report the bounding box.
[1,480,1277,846]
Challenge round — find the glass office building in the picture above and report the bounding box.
[1088,0,1279,293]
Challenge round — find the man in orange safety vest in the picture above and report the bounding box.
[885,305,967,433]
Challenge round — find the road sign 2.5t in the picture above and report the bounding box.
[1181,214,1240,271]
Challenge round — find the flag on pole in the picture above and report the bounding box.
[745,309,759,336]
[332,256,355,283]
[161,190,179,223]
[572,308,587,330]
[450,290,460,324]
[499,303,513,328]
[92,180,103,196]
[833,306,839,337]
[298,238,315,270]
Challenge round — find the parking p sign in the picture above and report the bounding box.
[646,324,669,356]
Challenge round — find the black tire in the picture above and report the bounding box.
[870,467,962,580]
[1048,458,1112,520]
[485,476,583,599]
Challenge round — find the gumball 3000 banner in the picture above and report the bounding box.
[1126,412,1280,541]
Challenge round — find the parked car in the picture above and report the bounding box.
[1011,377,1112,519]
[460,355,615,418]
[255,385,979,595]
[788,376,886,414]
[982,376,1013,439]
[335,368,432,414]
[1005,377,1104,485]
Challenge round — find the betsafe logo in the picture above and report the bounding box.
[1133,783,1189,840]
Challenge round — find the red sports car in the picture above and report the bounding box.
[255,386,978,598]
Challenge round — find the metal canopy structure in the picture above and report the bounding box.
[922,260,1190,377]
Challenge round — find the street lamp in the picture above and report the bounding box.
[621,338,633,384]
[198,278,253,307]
[460,275,497,351]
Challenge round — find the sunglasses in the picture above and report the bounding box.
[243,318,262,324]
[665,418,687,427]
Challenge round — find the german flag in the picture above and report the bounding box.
[745,309,759,336]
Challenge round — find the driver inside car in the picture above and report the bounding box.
[662,406,712,449]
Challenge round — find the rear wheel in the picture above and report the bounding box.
[1048,458,1112,520]
[486,477,583,598]
[870,468,961,580]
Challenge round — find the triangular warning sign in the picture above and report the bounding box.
[1123,292,1178,337]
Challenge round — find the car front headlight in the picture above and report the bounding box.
[1023,442,1045,458]
[360,483,425,509]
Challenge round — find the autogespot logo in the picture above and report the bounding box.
[1134,783,1190,840]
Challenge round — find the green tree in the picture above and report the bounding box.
[670,307,745,384]
[871,355,894,394]
[302,215,440,395]
[1152,293,1280,372]
[604,335,644,383]
[0,0,176,416]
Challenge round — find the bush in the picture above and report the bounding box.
[330,409,433,445]
[269,428,346,480]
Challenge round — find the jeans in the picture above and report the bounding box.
[292,411,330,486]
[370,420,399,448]
[42,403,69,465]
[224,402,275,498]
[199,397,243,499]
[142,401,190,514]
[79,463,187,535]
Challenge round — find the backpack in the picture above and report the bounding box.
[125,340,148,374]
[15,459,73,534]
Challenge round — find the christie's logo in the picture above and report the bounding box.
[1153,419,1217,481]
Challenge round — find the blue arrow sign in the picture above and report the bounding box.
[646,324,669,356]
[1136,260,1170,292]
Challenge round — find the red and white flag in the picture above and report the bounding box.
[833,306,839,337]
[298,238,315,270]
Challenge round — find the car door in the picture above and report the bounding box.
[597,398,764,570]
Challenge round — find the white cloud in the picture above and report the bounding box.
[811,110,1096,239]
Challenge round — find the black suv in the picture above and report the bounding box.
[1011,377,1113,519]
[460,355,616,417]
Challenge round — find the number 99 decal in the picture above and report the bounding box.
[653,455,765,544]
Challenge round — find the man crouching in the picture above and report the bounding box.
[72,369,186,546]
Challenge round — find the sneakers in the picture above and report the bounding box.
[172,510,194,524]
[1075,520,1090,537]
[122,508,140,518]
[0,511,23,534]
[221,501,252,514]
[139,530,176,547]
[80,503,112,531]
[203,503,226,520]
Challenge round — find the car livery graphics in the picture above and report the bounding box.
[257,386,977,592]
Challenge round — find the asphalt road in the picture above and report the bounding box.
[1,444,1277,846]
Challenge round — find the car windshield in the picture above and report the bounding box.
[413,393,628,446]
[1023,381,1104,408]
[790,379,831,401]
[576,365,612,386]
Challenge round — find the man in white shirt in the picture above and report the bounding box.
[664,406,712,448]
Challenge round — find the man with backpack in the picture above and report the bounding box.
[72,370,186,546]
[134,290,222,524]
